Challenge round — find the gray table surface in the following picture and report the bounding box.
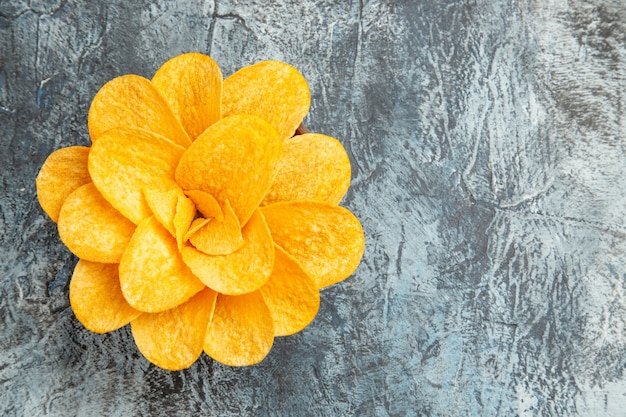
[2,1,625,416]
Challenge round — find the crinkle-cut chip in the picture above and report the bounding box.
[184,190,223,221]
[70,260,142,333]
[204,292,274,367]
[188,199,243,255]
[184,218,210,242]
[89,127,186,225]
[262,134,351,206]
[119,216,205,313]
[88,74,191,147]
[175,115,282,226]
[222,60,310,141]
[174,194,196,250]
[260,245,320,336]
[261,201,364,288]
[58,183,136,263]
[36,146,91,222]
[131,288,217,371]
[144,183,185,237]
[181,210,274,295]
[152,53,222,141]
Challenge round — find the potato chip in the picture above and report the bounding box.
[188,199,243,255]
[184,190,223,221]
[183,218,211,242]
[181,210,274,295]
[131,288,217,371]
[222,60,310,140]
[89,127,186,224]
[144,184,185,237]
[119,216,205,312]
[58,183,136,263]
[88,74,191,147]
[152,53,222,140]
[175,115,282,226]
[262,133,351,206]
[260,245,320,336]
[204,292,274,366]
[36,146,91,222]
[70,260,141,333]
[174,194,196,250]
[261,201,365,288]
[38,54,365,370]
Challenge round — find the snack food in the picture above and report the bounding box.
[36,53,365,370]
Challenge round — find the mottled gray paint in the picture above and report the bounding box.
[1,0,625,416]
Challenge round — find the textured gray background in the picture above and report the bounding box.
[1,0,625,416]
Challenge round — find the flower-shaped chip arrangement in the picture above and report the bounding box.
[36,53,364,370]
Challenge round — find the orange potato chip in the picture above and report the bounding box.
[181,210,274,295]
[188,199,243,255]
[152,53,222,140]
[39,54,364,370]
[260,245,320,336]
[119,216,205,313]
[88,74,191,147]
[58,183,136,263]
[175,115,282,226]
[89,127,186,224]
[262,133,351,206]
[131,288,217,371]
[144,184,185,237]
[36,146,91,222]
[174,194,197,250]
[261,201,365,288]
[204,292,274,366]
[183,218,211,242]
[69,260,141,333]
[184,190,223,221]
[222,60,310,140]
